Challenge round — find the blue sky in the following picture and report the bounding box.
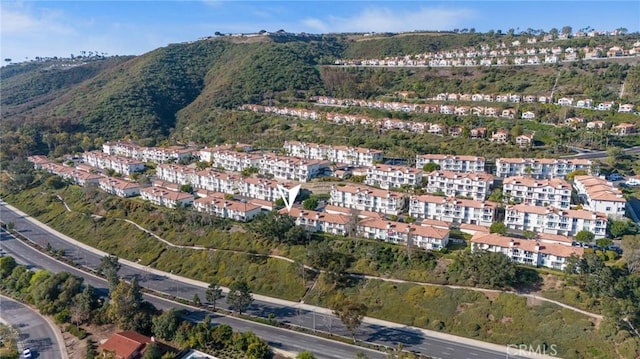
[1,1,639,61]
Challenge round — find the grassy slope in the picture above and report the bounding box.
[4,183,639,359]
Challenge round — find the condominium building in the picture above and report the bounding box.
[193,197,262,222]
[199,143,253,163]
[471,233,584,270]
[156,164,200,186]
[40,163,102,186]
[140,186,194,209]
[503,176,572,209]
[141,146,195,164]
[329,185,407,216]
[211,150,263,172]
[357,218,450,250]
[102,141,195,163]
[237,177,284,203]
[573,175,627,219]
[409,195,497,227]
[415,154,486,173]
[258,154,330,182]
[504,204,608,238]
[82,151,146,176]
[495,158,594,179]
[102,141,143,159]
[282,207,351,235]
[283,141,384,167]
[27,155,52,170]
[195,170,239,193]
[98,177,141,198]
[426,171,494,201]
[365,164,424,189]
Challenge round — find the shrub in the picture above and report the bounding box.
[54,309,71,324]
[65,324,88,339]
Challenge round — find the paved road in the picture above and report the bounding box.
[0,295,64,359]
[560,145,640,159]
[0,203,531,359]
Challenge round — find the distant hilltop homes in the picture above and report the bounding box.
[334,41,640,68]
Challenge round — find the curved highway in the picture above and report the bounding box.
[0,202,531,359]
[0,295,66,359]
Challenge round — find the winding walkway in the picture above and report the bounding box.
[57,195,604,321]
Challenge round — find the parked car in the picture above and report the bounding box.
[24,349,32,359]
[607,173,623,181]
[606,246,623,254]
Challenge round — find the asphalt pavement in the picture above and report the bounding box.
[0,295,65,359]
[0,202,535,359]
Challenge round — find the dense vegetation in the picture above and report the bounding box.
[0,256,273,359]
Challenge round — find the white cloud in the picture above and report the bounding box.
[0,5,74,36]
[301,6,475,33]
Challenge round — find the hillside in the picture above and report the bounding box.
[1,32,639,162]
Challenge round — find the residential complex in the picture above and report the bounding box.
[140,186,194,209]
[330,184,407,216]
[283,141,384,167]
[409,195,497,227]
[425,171,494,201]
[365,164,423,189]
[98,177,141,198]
[38,162,102,186]
[471,233,584,270]
[194,196,262,222]
[573,175,627,218]
[82,151,146,176]
[504,204,608,238]
[358,218,450,250]
[495,158,594,179]
[102,141,195,163]
[415,154,486,173]
[503,176,572,209]
[283,207,351,235]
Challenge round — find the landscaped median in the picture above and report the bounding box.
[3,185,639,358]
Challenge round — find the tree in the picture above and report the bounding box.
[596,237,613,248]
[45,175,66,189]
[561,26,572,35]
[302,197,318,210]
[422,163,440,172]
[71,285,98,325]
[607,146,624,167]
[179,184,193,193]
[333,300,368,342]
[488,189,503,202]
[575,230,595,244]
[448,250,517,288]
[227,280,254,315]
[142,342,162,359]
[152,309,181,341]
[206,282,224,310]
[193,293,201,305]
[108,279,144,330]
[98,255,121,292]
[0,256,17,278]
[610,220,630,238]
[489,222,507,235]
